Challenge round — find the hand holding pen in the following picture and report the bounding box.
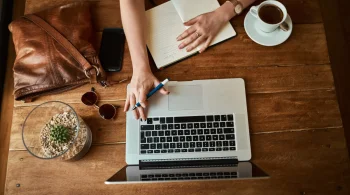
[123,72,169,120]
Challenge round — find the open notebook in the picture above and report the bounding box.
[146,0,236,69]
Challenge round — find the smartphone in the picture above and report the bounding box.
[99,28,125,72]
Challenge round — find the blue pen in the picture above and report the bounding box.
[132,78,169,110]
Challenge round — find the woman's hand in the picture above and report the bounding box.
[124,69,169,120]
[177,9,230,53]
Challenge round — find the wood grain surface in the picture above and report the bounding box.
[3,0,349,194]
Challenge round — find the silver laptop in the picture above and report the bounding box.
[106,78,268,184]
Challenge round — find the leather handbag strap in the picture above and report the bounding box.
[24,14,99,83]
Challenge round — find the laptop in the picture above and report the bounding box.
[106,78,268,184]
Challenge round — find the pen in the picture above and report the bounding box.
[132,78,169,110]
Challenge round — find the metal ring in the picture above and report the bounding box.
[84,65,100,78]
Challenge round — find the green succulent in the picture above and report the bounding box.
[50,125,70,144]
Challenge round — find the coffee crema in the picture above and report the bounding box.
[258,5,283,24]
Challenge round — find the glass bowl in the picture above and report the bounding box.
[22,101,92,160]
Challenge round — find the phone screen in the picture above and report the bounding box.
[99,28,125,72]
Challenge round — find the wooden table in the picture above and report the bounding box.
[4,0,350,194]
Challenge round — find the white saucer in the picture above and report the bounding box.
[244,12,293,46]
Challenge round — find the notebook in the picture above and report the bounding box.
[145,0,236,69]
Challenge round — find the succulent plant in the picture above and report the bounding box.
[50,125,70,144]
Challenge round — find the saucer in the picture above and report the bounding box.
[244,12,293,46]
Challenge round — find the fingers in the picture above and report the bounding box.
[199,37,212,53]
[124,93,130,112]
[178,32,200,49]
[154,80,170,95]
[177,26,196,41]
[130,94,139,120]
[186,36,206,52]
[138,89,147,108]
[137,106,146,121]
[184,16,200,26]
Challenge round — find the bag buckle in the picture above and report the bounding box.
[84,65,100,78]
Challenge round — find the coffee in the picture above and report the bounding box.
[258,5,283,24]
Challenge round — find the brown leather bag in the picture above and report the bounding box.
[8,2,106,102]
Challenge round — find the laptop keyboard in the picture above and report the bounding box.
[139,114,236,154]
[141,171,237,181]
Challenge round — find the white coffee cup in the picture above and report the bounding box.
[250,0,288,33]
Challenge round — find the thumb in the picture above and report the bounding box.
[184,16,199,26]
[159,88,170,95]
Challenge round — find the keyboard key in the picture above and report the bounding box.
[141,125,154,130]
[221,115,227,121]
[209,148,215,151]
[185,130,190,135]
[141,150,146,154]
[167,137,172,142]
[195,148,201,152]
[154,150,160,153]
[228,114,234,121]
[164,143,169,149]
[168,124,174,129]
[155,125,161,130]
[223,147,229,151]
[210,172,216,176]
[146,131,151,136]
[219,135,225,140]
[210,141,215,147]
[202,148,208,152]
[147,118,153,124]
[153,118,159,121]
[175,124,180,129]
[154,137,159,143]
[215,115,220,121]
[151,144,156,149]
[224,128,234,134]
[159,131,164,136]
[161,124,167,130]
[229,141,236,146]
[182,149,187,152]
[152,131,157,136]
[217,172,223,176]
[198,129,203,134]
[196,142,202,147]
[160,118,165,123]
[189,149,194,152]
[141,132,145,138]
[186,136,192,141]
[224,172,230,175]
[175,149,181,153]
[147,137,153,143]
[181,124,186,129]
[200,136,205,141]
[203,173,209,176]
[217,128,223,134]
[223,141,229,146]
[213,135,218,140]
[213,122,219,128]
[157,143,162,149]
[147,150,153,153]
[141,138,146,143]
[178,130,184,135]
[165,131,171,136]
[188,123,193,129]
[170,143,176,148]
[177,143,182,148]
[220,122,226,127]
[171,130,177,135]
[190,142,196,148]
[174,116,206,123]
[196,173,203,176]
[200,123,206,128]
[226,122,234,127]
[182,173,189,177]
[191,130,196,135]
[207,123,213,128]
[226,134,235,140]
[160,137,166,142]
[206,135,212,141]
[194,123,200,128]
[204,129,210,134]
[210,129,216,134]
[189,173,195,176]
[216,141,222,147]
[166,117,173,123]
[216,148,222,151]
[206,115,214,122]
[168,149,174,153]
[183,143,189,148]
[203,142,209,147]
[173,137,179,142]
[193,136,199,141]
[180,136,185,141]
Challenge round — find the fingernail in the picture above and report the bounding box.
[176,37,180,41]
[187,47,192,52]
[179,44,183,49]
[167,92,170,94]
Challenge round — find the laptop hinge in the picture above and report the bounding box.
[139,157,238,170]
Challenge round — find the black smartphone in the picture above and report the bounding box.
[99,28,125,72]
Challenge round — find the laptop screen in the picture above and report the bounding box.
[105,162,268,184]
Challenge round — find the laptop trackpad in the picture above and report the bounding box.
[168,85,203,111]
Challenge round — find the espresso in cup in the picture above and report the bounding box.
[258,5,284,24]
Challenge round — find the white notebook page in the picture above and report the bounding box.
[145,2,197,68]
